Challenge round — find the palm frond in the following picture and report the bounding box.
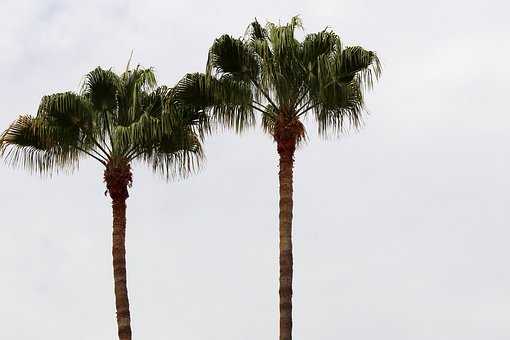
[259,18,304,107]
[175,73,253,133]
[301,30,341,69]
[246,18,267,41]
[206,35,259,81]
[0,115,80,173]
[139,132,204,179]
[116,66,158,125]
[37,92,94,129]
[339,46,381,88]
[312,80,365,136]
[81,67,120,112]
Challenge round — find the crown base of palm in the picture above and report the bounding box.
[104,162,133,200]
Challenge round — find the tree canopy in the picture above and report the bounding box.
[203,16,381,140]
[1,65,208,177]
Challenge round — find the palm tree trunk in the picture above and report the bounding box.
[105,164,133,340]
[111,196,132,340]
[277,140,295,340]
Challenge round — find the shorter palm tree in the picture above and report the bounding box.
[0,65,206,340]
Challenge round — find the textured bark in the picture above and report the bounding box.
[105,164,133,340]
[277,134,297,340]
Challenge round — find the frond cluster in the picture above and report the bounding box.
[1,66,207,177]
[175,73,253,133]
[206,16,381,138]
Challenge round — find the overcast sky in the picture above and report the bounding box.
[1,0,509,339]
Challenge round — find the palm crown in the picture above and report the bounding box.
[205,16,381,144]
[0,65,206,177]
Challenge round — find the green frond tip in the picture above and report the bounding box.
[246,18,267,41]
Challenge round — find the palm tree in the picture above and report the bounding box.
[0,65,206,340]
[203,17,381,340]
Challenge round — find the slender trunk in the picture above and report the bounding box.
[277,140,296,340]
[111,196,131,340]
[105,164,133,340]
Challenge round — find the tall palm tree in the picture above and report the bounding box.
[0,65,206,340]
[202,17,381,340]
